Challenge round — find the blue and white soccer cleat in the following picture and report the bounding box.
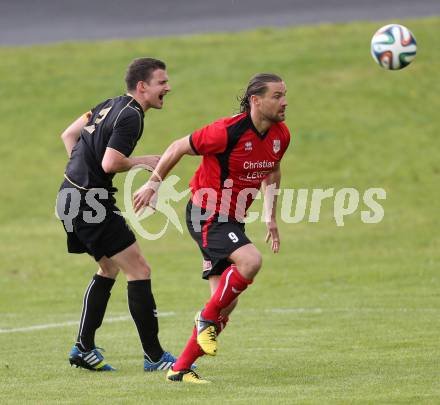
[143,351,196,372]
[69,345,116,371]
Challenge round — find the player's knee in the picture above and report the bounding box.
[248,252,262,274]
[238,252,262,278]
[98,267,114,278]
[98,261,119,279]
[133,253,151,279]
[142,263,152,279]
[253,252,263,272]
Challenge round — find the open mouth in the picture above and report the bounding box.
[159,94,164,101]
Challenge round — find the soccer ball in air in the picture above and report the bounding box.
[370,24,417,70]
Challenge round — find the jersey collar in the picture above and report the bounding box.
[246,113,270,139]
[125,93,145,115]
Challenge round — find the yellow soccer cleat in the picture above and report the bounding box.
[166,368,210,384]
[195,311,218,356]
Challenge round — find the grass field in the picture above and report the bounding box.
[0,17,439,404]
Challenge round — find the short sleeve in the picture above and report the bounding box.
[107,112,141,157]
[279,125,291,158]
[189,121,228,155]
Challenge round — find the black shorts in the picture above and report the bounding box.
[57,180,136,262]
[186,200,251,280]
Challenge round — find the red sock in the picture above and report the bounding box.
[173,315,230,371]
[201,265,252,322]
[173,327,204,371]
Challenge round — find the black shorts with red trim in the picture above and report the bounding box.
[186,200,251,280]
[57,179,136,262]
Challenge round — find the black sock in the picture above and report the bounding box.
[127,279,164,362]
[76,274,115,352]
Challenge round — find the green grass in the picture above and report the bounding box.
[1,17,440,404]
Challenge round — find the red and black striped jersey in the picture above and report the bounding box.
[189,112,290,220]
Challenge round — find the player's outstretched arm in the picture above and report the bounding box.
[262,163,282,253]
[102,148,161,173]
[132,135,195,214]
[60,112,91,158]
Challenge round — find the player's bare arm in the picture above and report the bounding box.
[133,135,195,213]
[262,162,282,253]
[102,147,161,174]
[60,112,91,157]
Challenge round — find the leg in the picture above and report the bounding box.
[209,275,237,330]
[110,242,164,362]
[196,247,261,355]
[168,204,258,380]
[228,244,263,280]
[109,241,150,281]
[97,256,120,279]
[76,256,119,351]
[172,272,239,371]
[201,244,262,323]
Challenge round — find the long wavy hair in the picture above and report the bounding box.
[238,73,283,113]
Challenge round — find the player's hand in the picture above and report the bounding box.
[133,180,159,214]
[265,220,280,253]
[144,155,161,170]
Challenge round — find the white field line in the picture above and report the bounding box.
[1,307,439,334]
[0,312,176,334]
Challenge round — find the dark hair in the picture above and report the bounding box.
[239,73,283,113]
[125,57,166,91]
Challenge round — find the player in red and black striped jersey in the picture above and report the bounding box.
[133,73,290,384]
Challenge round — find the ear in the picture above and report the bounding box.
[250,94,260,107]
[136,80,147,93]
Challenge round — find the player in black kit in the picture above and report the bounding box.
[57,58,181,372]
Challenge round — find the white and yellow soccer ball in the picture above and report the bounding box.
[370,24,417,70]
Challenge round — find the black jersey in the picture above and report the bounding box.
[64,95,144,190]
